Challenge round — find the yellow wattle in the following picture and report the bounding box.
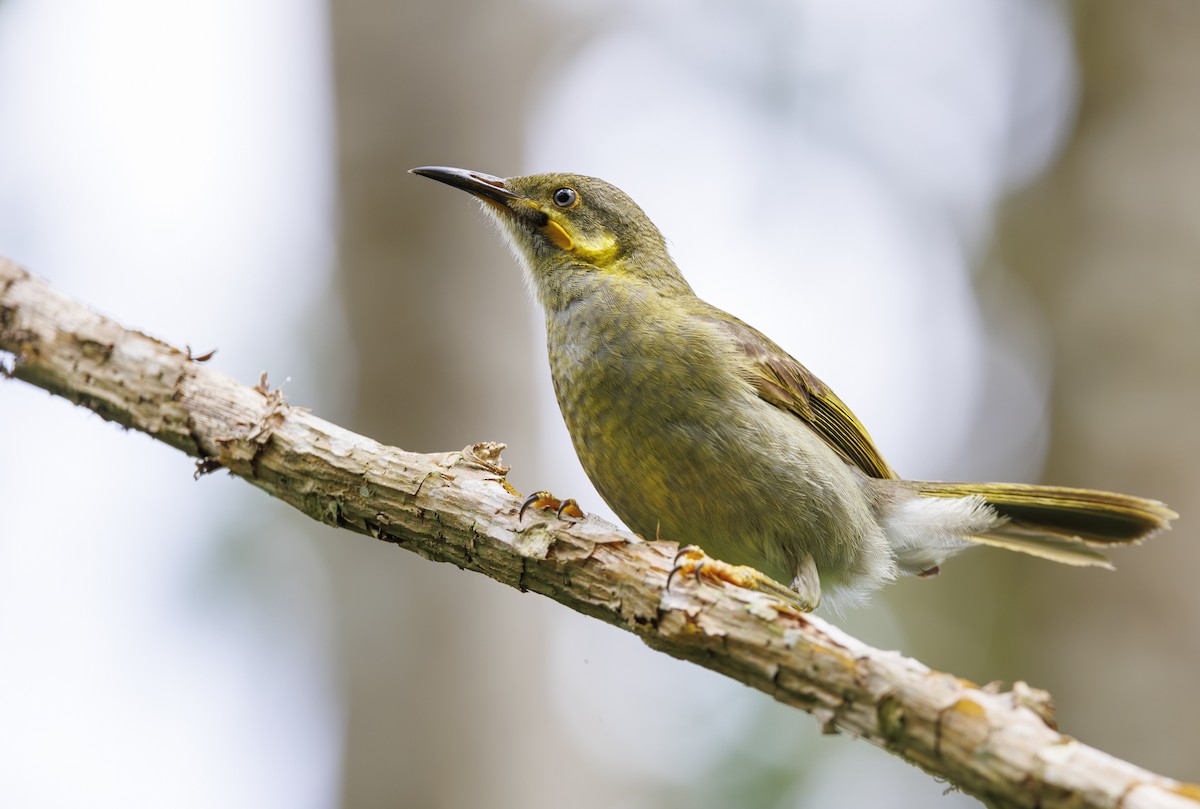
[542,220,573,250]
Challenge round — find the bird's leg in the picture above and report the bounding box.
[789,551,821,612]
[519,490,585,521]
[668,545,817,613]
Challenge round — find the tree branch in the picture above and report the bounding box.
[1,256,1196,809]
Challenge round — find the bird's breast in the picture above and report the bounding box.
[543,304,789,557]
[541,295,882,589]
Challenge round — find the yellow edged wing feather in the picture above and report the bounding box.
[705,314,897,480]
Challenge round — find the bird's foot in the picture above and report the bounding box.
[518,490,585,522]
[667,545,817,613]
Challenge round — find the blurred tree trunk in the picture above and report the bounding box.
[326,2,585,807]
[995,0,1200,781]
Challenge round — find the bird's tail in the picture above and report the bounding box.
[913,481,1177,568]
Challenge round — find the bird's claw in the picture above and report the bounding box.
[668,545,760,590]
[519,490,585,522]
[666,545,816,613]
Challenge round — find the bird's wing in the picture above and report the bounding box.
[704,315,898,480]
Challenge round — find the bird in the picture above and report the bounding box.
[411,165,1176,613]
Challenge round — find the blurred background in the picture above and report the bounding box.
[0,0,1196,806]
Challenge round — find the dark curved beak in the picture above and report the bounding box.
[409,166,524,206]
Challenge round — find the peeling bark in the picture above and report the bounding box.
[2,257,1197,809]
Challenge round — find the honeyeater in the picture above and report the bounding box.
[412,165,1176,612]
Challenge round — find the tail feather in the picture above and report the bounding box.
[914,481,1176,567]
[965,532,1115,568]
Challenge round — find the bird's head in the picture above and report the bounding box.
[411,166,689,307]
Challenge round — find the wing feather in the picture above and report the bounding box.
[704,315,897,480]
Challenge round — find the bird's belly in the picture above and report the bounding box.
[556,372,882,589]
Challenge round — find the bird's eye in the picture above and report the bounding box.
[552,187,578,208]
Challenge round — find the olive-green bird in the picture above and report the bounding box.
[412,165,1176,612]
